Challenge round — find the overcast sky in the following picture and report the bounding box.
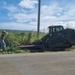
[0,0,75,32]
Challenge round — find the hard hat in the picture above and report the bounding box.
[2,30,6,33]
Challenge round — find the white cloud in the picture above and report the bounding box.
[41,3,63,16]
[1,0,75,32]
[5,6,18,13]
[37,2,75,32]
[4,4,38,23]
[8,13,37,23]
[0,22,37,31]
[19,0,38,9]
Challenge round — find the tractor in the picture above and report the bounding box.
[40,25,75,51]
[19,25,75,51]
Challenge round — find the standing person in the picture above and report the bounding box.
[0,31,7,54]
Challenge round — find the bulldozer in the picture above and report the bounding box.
[19,25,75,51]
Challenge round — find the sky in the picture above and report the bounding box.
[0,0,75,32]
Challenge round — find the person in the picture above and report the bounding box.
[0,31,8,54]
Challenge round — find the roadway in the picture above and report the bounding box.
[0,52,75,75]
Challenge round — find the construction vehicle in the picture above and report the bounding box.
[41,25,75,51]
[19,25,75,51]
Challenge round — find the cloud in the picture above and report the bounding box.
[1,0,75,32]
[0,22,37,31]
[5,5,18,13]
[8,12,37,23]
[3,0,38,23]
[41,3,63,16]
[19,0,38,9]
[40,2,75,26]
[4,3,38,23]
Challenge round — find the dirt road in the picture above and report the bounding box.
[0,52,75,75]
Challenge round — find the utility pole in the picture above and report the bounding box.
[37,0,41,37]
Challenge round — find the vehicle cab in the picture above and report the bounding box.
[48,25,64,34]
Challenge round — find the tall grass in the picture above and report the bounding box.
[3,31,46,52]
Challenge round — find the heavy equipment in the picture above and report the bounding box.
[40,25,75,51]
[19,25,75,51]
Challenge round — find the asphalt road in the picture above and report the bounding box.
[0,52,75,75]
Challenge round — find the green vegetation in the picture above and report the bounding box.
[0,30,74,54]
[0,30,46,54]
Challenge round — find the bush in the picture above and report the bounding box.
[4,31,46,53]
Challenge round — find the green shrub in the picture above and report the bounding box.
[3,31,46,53]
